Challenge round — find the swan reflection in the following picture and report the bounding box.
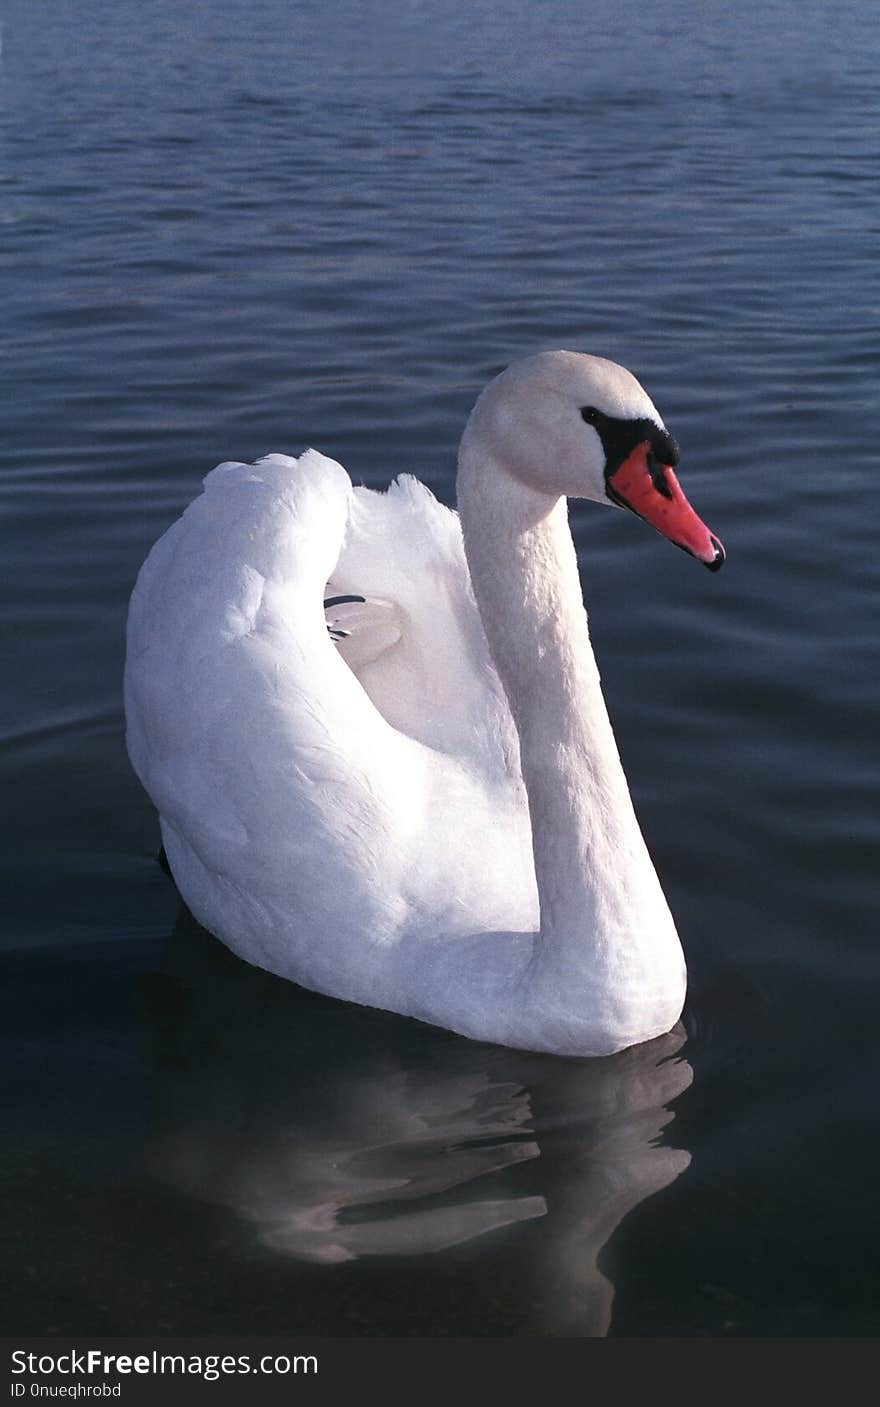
[232,1071,545,1263]
[148,907,691,1330]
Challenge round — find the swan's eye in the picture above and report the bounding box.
[580,407,601,426]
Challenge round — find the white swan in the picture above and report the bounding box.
[125,351,724,1057]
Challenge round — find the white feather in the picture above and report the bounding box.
[125,352,699,1055]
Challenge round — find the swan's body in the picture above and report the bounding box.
[125,351,724,1056]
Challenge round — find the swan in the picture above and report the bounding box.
[125,351,725,1057]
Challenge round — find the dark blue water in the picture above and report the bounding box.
[2,0,878,1335]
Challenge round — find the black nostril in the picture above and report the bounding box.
[646,449,673,500]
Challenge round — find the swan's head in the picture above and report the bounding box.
[462,350,725,570]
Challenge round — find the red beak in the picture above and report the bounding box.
[607,443,725,571]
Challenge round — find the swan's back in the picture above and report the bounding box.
[336,472,520,769]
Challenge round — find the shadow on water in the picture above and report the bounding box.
[140,906,692,1336]
[7,879,880,1334]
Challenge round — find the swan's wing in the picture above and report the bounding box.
[125,451,424,965]
[327,473,521,775]
[324,593,404,670]
[125,450,535,987]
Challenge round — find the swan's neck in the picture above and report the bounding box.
[457,444,671,966]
